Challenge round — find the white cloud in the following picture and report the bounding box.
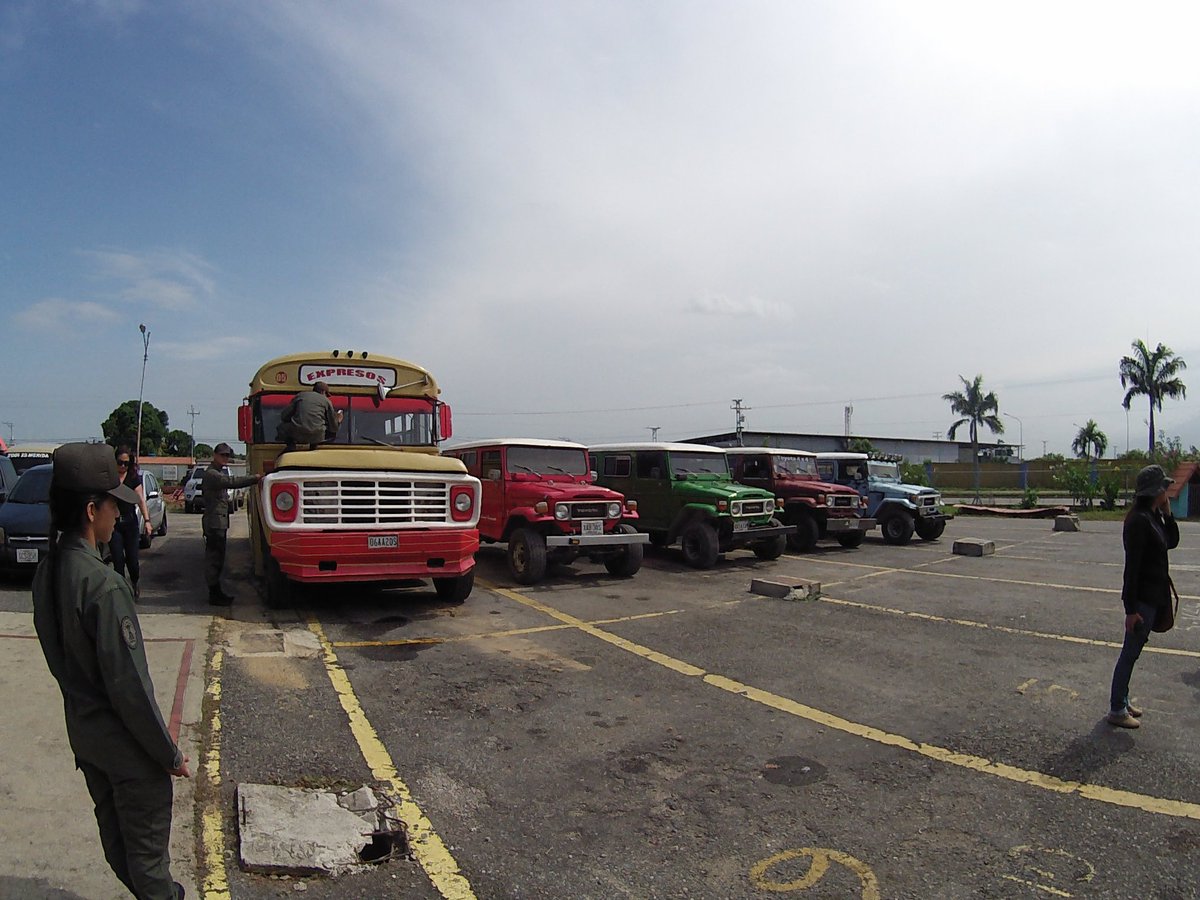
[155,335,256,363]
[685,294,793,321]
[81,248,217,311]
[16,297,118,330]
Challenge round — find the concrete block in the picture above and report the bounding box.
[1053,515,1080,532]
[952,538,995,557]
[750,579,821,601]
[238,783,395,875]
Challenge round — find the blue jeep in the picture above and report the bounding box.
[816,452,946,545]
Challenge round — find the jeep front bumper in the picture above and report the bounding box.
[825,517,876,533]
[721,520,795,549]
[547,532,650,549]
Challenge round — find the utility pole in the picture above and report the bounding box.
[646,426,660,441]
[844,404,853,438]
[135,324,150,457]
[187,406,200,459]
[731,399,750,447]
[1,421,12,444]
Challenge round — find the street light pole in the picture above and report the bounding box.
[1003,412,1022,461]
[135,324,150,457]
[1,421,12,444]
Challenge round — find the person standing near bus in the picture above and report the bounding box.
[202,443,260,605]
[32,442,189,900]
[108,446,152,600]
[276,381,343,451]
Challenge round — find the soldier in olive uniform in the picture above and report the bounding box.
[33,443,189,900]
[202,442,260,605]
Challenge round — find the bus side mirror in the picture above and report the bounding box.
[238,404,252,442]
[438,403,453,441]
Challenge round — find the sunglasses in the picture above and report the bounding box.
[117,459,131,466]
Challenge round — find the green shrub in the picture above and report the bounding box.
[901,462,929,486]
[1019,487,1039,509]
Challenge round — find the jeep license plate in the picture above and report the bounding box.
[581,519,603,536]
[16,548,38,563]
[733,520,749,532]
[368,535,398,549]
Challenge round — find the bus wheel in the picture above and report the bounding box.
[434,569,474,603]
[264,554,293,609]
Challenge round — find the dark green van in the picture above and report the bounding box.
[589,442,793,568]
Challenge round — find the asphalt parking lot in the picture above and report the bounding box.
[4,514,1200,899]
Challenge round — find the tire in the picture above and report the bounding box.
[264,552,293,609]
[753,518,787,560]
[786,513,820,553]
[604,524,644,577]
[836,530,865,549]
[434,569,474,603]
[508,528,548,585]
[156,510,168,537]
[915,518,946,541]
[881,511,915,545]
[679,521,719,569]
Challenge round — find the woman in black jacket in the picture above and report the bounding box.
[1108,464,1179,728]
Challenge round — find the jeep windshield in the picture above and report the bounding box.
[670,452,729,477]
[868,461,901,482]
[506,446,588,476]
[773,455,818,477]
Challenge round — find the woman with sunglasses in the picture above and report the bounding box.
[109,446,153,600]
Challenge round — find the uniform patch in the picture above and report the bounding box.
[121,616,138,649]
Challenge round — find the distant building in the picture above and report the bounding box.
[686,430,1011,464]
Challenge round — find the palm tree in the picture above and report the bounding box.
[1071,420,1108,462]
[1119,340,1187,454]
[944,374,1004,502]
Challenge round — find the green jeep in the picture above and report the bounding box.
[589,442,794,568]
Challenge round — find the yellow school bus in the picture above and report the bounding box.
[237,351,481,607]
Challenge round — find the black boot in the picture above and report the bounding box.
[208,586,233,606]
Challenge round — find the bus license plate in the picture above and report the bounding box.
[581,519,603,536]
[368,535,398,549]
[16,548,38,563]
[733,520,749,532]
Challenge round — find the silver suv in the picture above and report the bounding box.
[184,465,243,513]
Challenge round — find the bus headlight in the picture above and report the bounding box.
[270,483,299,523]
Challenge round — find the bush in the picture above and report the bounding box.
[1054,462,1097,509]
[1019,487,1039,509]
[1098,473,1122,510]
[901,461,929,486]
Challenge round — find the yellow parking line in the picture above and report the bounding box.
[307,618,476,900]
[200,646,229,900]
[333,609,684,648]
[489,585,1200,822]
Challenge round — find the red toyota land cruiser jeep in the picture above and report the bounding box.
[444,439,648,584]
[726,447,875,551]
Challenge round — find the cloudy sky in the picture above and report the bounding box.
[4,1,1198,458]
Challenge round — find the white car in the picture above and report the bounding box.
[184,465,242,513]
[136,470,168,548]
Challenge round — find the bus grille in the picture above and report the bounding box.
[300,478,451,526]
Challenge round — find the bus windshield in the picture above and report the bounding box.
[257,394,437,447]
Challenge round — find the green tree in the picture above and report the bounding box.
[1071,420,1108,462]
[194,443,214,459]
[846,437,875,454]
[164,429,192,456]
[943,374,1004,502]
[102,400,168,457]
[1119,339,1187,454]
